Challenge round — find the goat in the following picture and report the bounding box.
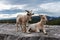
[27,15,48,34]
[16,10,34,33]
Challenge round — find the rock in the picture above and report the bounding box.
[0,24,60,40]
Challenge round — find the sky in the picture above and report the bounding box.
[0,0,60,19]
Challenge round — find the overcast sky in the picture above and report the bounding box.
[0,0,60,19]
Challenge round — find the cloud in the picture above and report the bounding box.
[0,12,26,19]
[40,2,60,13]
[0,0,60,18]
[0,9,25,14]
[0,2,27,10]
[1,0,60,5]
[0,12,42,19]
[39,2,60,16]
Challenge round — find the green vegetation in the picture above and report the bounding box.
[0,18,60,25]
[46,18,60,25]
[0,19,16,23]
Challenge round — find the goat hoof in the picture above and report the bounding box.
[23,32,26,33]
[44,33,47,35]
[26,26,28,27]
[16,30,18,32]
[27,32,31,34]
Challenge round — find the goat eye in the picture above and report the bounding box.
[27,14,29,15]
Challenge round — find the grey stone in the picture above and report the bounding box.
[0,24,60,40]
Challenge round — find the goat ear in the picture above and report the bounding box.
[25,10,29,13]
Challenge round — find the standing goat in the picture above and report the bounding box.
[16,10,34,32]
[27,15,48,34]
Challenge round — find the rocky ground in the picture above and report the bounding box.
[0,23,60,40]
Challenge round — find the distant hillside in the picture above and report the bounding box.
[46,18,60,25]
[0,18,16,23]
[0,16,60,25]
[30,16,60,25]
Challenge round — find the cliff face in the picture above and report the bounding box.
[0,34,59,40]
[0,24,60,40]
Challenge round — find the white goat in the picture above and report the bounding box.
[27,15,48,34]
[16,10,34,32]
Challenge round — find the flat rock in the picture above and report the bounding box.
[0,23,60,40]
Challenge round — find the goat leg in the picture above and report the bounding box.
[26,27,31,33]
[35,28,40,32]
[16,23,19,32]
[43,28,47,35]
[22,25,26,33]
